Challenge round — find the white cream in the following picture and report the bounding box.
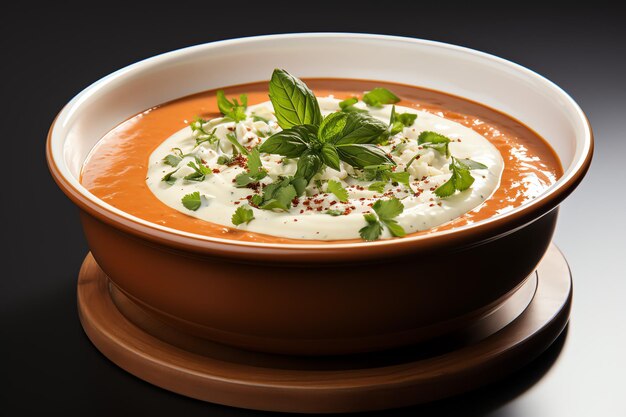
[146,98,503,240]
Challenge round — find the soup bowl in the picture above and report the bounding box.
[47,33,592,355]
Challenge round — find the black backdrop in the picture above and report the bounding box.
[2,4,624,416]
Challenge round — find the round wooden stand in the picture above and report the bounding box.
[77,244,571,413]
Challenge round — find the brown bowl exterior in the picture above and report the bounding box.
[77,206,558,355]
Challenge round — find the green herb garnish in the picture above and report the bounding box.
[260,70,394,188]
[234,148,268,187]
[327,180,349,203]
[231,205,255,225]
[161,168,179,185]
[269,69,323,129]
[388,105,417,136]
[163,148,183,167]
[418,131,451,158]
[183,160,212,182]
[226,132,249,156]
[358,198,406,241]
[217,155,234,165]
[362,88,400,108]
[325,209,344,216]
[181,191,203,211]
[195,128,218,147]
[216,90,248,123]
[339,97,367,113]
[368,181,387,193]
[257,177,298,211]
[434,157,487,198]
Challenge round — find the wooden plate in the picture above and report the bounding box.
[77,244,571,413]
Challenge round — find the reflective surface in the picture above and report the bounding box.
[4,4,625,416]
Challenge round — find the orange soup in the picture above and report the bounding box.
[81,79,562,244]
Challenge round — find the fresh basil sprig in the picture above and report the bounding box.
[260,70,394,187]
[434,157,487,198]
[359,197,406,241]
[269,69,322,129]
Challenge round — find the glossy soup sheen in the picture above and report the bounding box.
[81,79,563,244]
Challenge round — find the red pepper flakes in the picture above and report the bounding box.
[367,203,373,207]
[212,168,221,174]
[429,187,435,191]
[329,200,337,206]
[429,203,435,207]
[292,197,300,205]
[300,209,304,214]
[234,201,241,205]
[316,207,323,212]
[227,126,235,131]
[344,208,352,215]
[293,219,298,222]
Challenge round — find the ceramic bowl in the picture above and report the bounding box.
[47,34,592,355]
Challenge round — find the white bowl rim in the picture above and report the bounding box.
[47,32,593,250]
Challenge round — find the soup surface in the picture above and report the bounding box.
[81,79,562,244]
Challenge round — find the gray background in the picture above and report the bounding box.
[2,3,624,416]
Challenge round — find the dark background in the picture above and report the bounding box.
[2,3,625,416]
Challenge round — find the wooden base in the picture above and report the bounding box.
[77,244,571,413]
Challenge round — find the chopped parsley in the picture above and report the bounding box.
[327,180,349,203]
[359,198,406,241]
[231,205,255,226]
[181,192,203,211]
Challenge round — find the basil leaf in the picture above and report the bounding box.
[362,88,400,107]
[295,152,323,183]
[258,125,316,157]
[327,179,349,203]
[336,144,394,169]
[269,69,322,129]
[181,192,202,211]
[320,143,341,171]
[359,213,383,241]
[320,112,388,145]
[231,205,255,226]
